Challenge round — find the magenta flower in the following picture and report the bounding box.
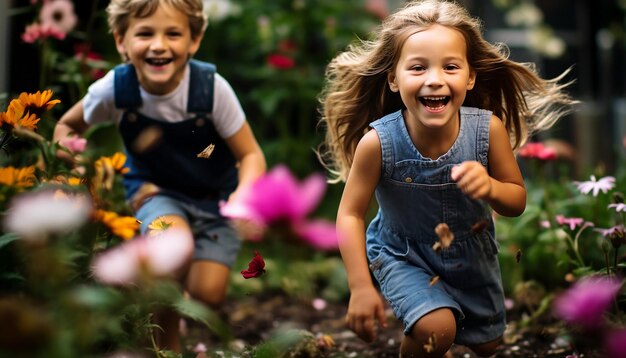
[608,203,626,212]
[553,276,622,329]
[573,175,616,197]
[605,329,626,358]
[518,142,557,160]
[555,215,593,231]
[59,136,87,153]
[220,165,338,250]
[92,228,194,285]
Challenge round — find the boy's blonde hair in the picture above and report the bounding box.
[106,0,207,39]
[318,0,576,182]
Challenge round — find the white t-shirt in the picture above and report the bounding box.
[82,63,246,138]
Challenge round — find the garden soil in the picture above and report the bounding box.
[184,293,604,358]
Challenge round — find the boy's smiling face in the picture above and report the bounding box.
[114,3,202,95]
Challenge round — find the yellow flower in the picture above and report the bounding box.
[148,216,173,235]
[93,152,129,191]
[93,209,140,240]
[0,166,36,188]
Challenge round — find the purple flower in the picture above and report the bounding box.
[596,225,625,238]
[553,276,622,329]
[608,203,626,212]
[605,329,626,358]
[573,175,616,197]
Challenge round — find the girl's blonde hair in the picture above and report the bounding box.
[318,0,576,182]
[106,0,207,39]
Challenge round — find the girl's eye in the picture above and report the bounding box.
[411,65,425,72]
[444,65,459,71]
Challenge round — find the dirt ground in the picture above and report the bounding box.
[184,293,604,358]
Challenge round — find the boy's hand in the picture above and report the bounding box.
[345,286,387,342]
[451,161,492,200]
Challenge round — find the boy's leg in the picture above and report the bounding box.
[185,260,231,308]
[400,308,456,358]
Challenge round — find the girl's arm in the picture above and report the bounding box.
[451,115,526,216]
[337,130,387,342]
[224,121,266,195]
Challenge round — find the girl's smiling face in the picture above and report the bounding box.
[114,4,202,95]
[388,24,476,131]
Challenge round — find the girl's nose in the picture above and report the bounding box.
[425,69,443,87]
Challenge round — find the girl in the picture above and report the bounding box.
[318,0,574,356]
[54,0,266,352]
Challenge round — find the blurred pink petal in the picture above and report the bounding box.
[553,276,622,329]
[59,136,87,153]
[192,342,207,353]
[605,329,626,358]
[518,142,557,161]
[92,229,194,285]
[39,0,77,33]
[293,219,338,250]
[312,298,327,311]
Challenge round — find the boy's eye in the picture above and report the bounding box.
[136,32,152,37]
[167,31,182,37]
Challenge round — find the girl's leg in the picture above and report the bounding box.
[184,260,231,309]
[467,336,502,357]
[401,308,456,358]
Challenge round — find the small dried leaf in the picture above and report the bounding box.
[433,223,454,252]
[423,331,437,353]
[132,126,163,153]
[197,143,215,159]
[515,249,522,263]
[471,219,489,234]
[429,275,440,287]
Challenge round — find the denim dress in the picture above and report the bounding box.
[367,107,505,345]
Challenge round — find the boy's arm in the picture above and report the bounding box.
[54,99,89,141]
[53,99,89,163]
[223,121,266,192]
[337,130,387,342]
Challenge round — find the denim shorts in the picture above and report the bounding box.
[135,193,241,268]
[367,226,506,346]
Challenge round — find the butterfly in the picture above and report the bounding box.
[241,250,266,279]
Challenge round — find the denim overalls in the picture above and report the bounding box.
[367,107,505,345]
[113,60,241,266]
[114,59,238,202]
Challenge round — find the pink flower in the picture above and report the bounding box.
[21,22,66,43]
[267,54,295,70]
[59,136,87,153]
[220,165,338,250]
[596,225,625,238]
[555,215,593,231]
[518,142,557,160]
[552,276,622,329]
[92,228,194,285]
[573,175,616,197]
[605,329,626,358]
[292,219,339,250]
[39,0,77,33]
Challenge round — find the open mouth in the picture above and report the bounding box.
[145,58,173,66]
[419,96,450,110]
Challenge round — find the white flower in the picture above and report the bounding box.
[608,203,626,212]
[573,175,616,196]
[505,3,543,27]
[202,0,240,23]
[4,189,92,242]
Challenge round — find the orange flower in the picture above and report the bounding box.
[93,209,140,240]
[148,216,173,235]
[0,99,40,130]
[0,166,36,187]
[17,90,61,115]
[94,152,130,191]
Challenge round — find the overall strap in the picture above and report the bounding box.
[113,63,142,109]
[187,59,215,115]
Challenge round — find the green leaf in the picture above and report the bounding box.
[0,233,19,250]
[173,297,233,342]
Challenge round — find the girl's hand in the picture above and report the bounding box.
[345,286,387,342]
[450,161,492,200]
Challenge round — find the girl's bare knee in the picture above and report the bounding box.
[401,308,456,357]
